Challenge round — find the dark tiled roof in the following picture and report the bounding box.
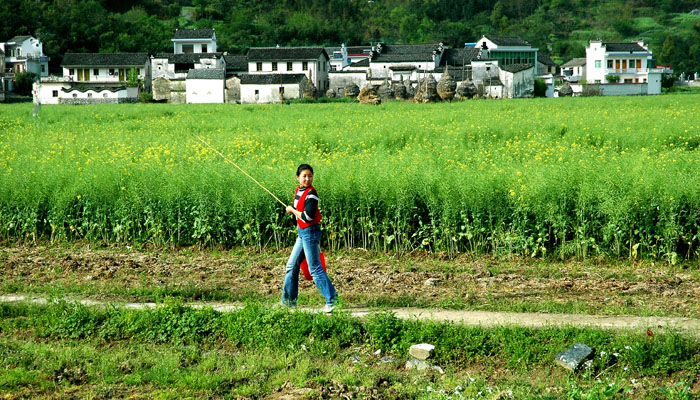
[440,48,481,66]
[240,73,307,85]
[61,85,126,93]
[562,58,586,67]
[247,47,328,61]
[389,65,416,71]
[62,53,149,67]
[173,29,215,39]
[7,35,32,43]
[224,54,248,71]
[349,58,369,67]
[371,43,443,63]
[499,63,533,73]
[153,53,223,63]
[604,42,648,52]
[537,54,555,66]
[187,68,225,79]
[484,36,531,47]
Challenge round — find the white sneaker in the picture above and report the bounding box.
[323,304,335,314]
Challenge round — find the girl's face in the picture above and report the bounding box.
[297,169,313,187]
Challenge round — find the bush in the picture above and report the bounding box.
[140,92,154,103]
[534,78,548,97]
[13,71,38,96]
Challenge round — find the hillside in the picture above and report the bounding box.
[2,0,700,75]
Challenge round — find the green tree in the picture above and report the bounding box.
[13,71,38,96]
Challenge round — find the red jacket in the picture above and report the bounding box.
[295,186,322,228]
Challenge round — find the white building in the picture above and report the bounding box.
[582,40,663,95]
[1,35,50,77]
[561,58,586,82]
[186,68,225,103]
[34,53,149,104]
[585,40,652,84]
[239,73,307,104]
[367,43,445,81]
[247,47,330,94]
[474,35,538,75]
[172,29,217,54]
[61,53,151,91]
[151,52,225,80]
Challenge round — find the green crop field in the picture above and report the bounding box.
[1,95,700,260]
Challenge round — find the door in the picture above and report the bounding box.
[78,69,83,81]
[119,69,125,81]
[85,69,90,82]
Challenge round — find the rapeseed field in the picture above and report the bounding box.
[1,95,699,260]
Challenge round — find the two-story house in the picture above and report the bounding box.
[585,40,651,84]
[367,43,446,82]
[585,40,662,95]
[474,35,538,75]
[1,36,50,77]
[246,47,330,93]
[172,29,217,54]
[35,53,149,104]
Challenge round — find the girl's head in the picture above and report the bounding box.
[296,164,314,187]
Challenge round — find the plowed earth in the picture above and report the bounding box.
[2,243,699,318]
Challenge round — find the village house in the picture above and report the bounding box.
[584,40,662,95]
[35,53,150,104]
[537,54,558,76]
[172,28,217,54]
[186,68,225,103]
[1,35,50,92]
[561,58,586,82]
[246,47,330,95]
[474,35,538,75]
[327,58,368,97]
[367,43,445,82]
[239,73,308,104]
[0,48,4,101]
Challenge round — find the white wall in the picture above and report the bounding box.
[248,55,328,92]
[186,79,224,103]
[240,83,302,104]
[174,40,216,54]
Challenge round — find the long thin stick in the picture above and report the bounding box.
[194,135,288,208]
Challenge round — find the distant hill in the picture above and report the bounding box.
[2,0,699,75]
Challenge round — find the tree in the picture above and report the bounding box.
[13,71,38,96]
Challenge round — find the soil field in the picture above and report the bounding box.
[2,243,699,318]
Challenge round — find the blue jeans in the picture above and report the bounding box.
[281,225,337,306]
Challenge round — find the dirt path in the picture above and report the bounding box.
[3,294,699,336]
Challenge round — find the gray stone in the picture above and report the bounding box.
[424,278,440,287]
[555,343,594,371]
[409,343,435,360]
[405,357,430,370]
[431,365,444,374]
[380,356,396,364]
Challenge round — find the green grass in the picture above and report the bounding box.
[2,96,700,260]
[0,301,698,399]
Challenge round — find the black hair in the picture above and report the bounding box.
[296,164,314,176]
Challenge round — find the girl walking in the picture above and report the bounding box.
[281,164,338,312]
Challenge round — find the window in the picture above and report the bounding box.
[182,45,194,54]
[41,65,46,73]
[255,89,259,95]
[607,60,613,68]
[256,62,262,71]
[94,69,99,76]
[69,68,74,76]
[303,61,308,71]
[636,59,641,69]
[287,62,292,71]
[201,44,207,53]
[72,93,77,98]
[52,90,58,97]
[279,87,284,94]
[109,68,115,75]
[88,93,93,98]
[643,78,647,83]
[272,62,277,71]
[624,78,633,83]
[103,93,108,98]
[595,60,601,68]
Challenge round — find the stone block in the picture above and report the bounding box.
[409,343,435,360]
[555,343,593,371]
